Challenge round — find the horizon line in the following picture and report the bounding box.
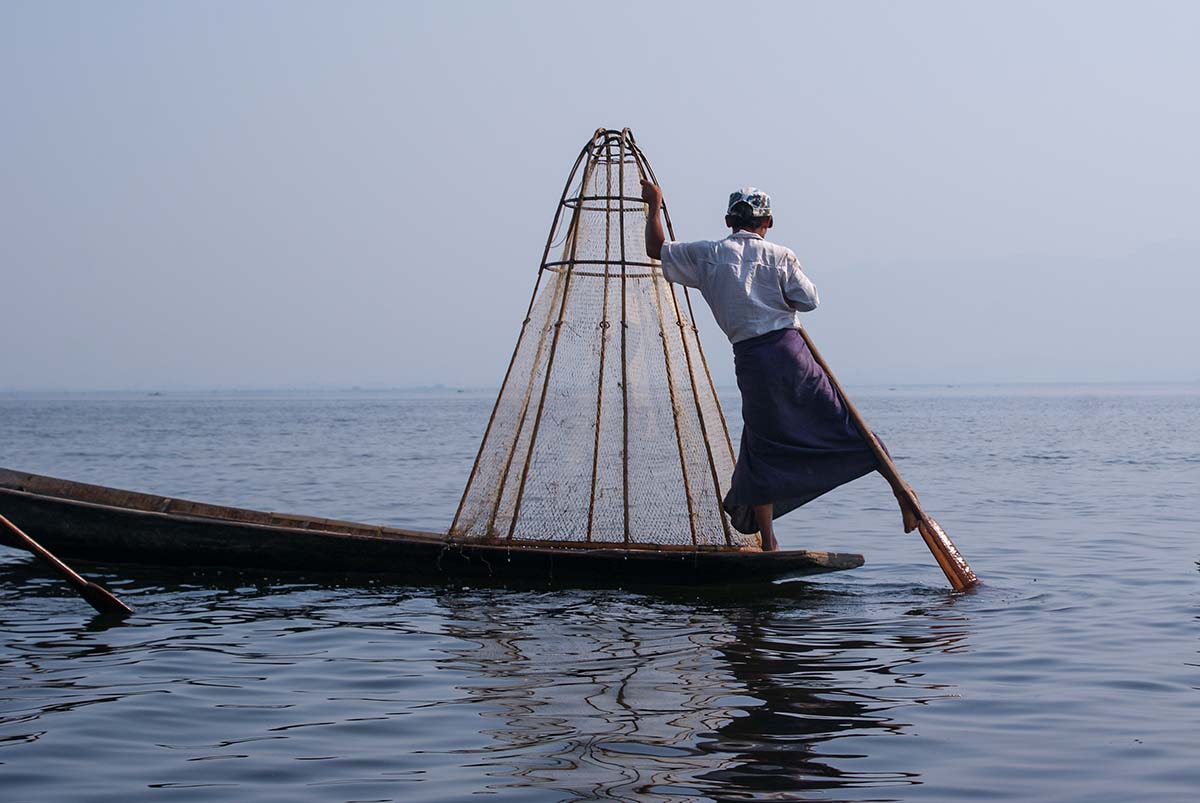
[2,378,1198,395]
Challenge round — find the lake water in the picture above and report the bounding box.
[2,385,1198,802]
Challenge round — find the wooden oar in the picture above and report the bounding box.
[795,328,979,591]
[0,513,134,617]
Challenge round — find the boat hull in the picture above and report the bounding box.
[0,468,863,586]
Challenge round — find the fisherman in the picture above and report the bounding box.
[640,180,913,551]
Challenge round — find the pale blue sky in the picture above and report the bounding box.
[2,1,1197,390]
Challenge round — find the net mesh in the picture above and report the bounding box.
[451,129,754,550]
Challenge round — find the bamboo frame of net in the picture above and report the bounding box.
[450,128,749,551]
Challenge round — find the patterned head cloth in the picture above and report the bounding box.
[727,187,772,218]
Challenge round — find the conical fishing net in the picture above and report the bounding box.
[451,128,757,551]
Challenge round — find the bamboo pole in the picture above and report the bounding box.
[648,237,701,547]
[505,135,601,539]
[450,136,594,536]
[585,136,616,541]
[632,142,736,547]
[618,131,632,543]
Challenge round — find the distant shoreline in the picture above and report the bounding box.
[2,380,1197,398]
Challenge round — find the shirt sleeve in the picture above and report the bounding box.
[782,252,819,312]
[659,240,707,288]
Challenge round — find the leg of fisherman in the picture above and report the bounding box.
[642,179,912,549]
[753,504,778,551]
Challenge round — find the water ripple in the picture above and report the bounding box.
[2,388,1200,801]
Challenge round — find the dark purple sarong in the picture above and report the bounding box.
[723,328,881,534]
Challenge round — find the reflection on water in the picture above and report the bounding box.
[0,557,972,802]
[435,586,970,801]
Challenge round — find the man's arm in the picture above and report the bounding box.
[783,254,820,312]
[640,179,665,260]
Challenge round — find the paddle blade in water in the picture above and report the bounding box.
[918,517,977,591]
[79,581,134,619]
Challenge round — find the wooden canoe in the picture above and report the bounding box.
[0,468,863,586]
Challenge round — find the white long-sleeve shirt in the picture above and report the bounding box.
[659,231,819,344]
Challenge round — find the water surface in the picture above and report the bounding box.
[2,386,1198,801]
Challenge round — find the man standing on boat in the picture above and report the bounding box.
[640,181,911,551]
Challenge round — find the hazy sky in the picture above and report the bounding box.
[2,1,1197,390]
